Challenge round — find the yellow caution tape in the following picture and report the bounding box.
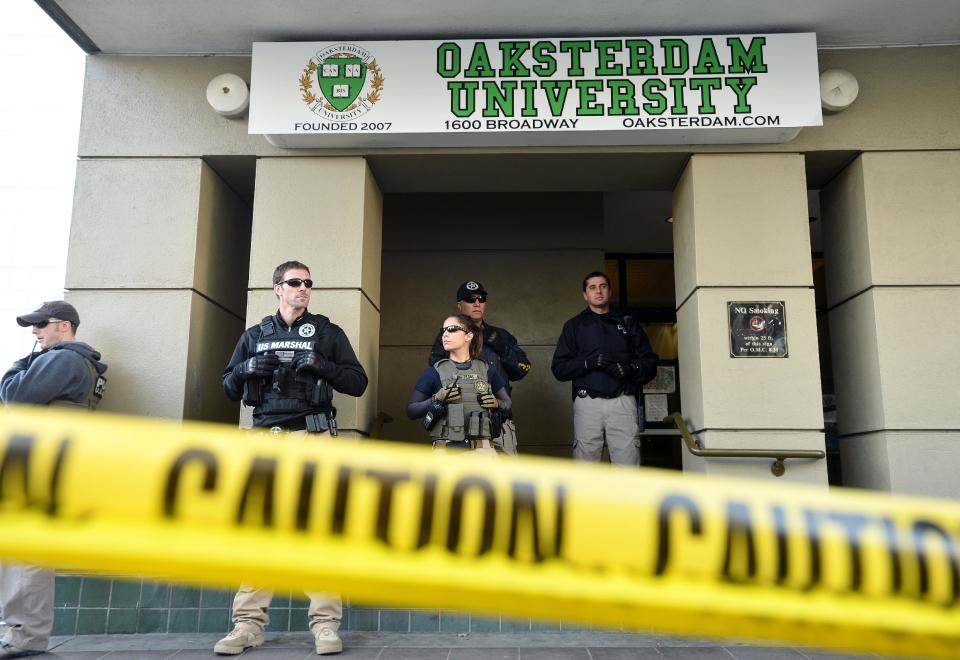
[1,405,959,658]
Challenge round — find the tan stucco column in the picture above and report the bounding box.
[245,157,382,436]
[672,154,826,484]
[821,151,960,496]
[65,159,251,422]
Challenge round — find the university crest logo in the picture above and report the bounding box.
[299,43,384,120]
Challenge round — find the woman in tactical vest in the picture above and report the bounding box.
[407,314,511,451]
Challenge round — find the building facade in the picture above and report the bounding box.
[36,0,960,635]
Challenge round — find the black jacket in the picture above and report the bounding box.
[551,308,659,400]
[223,310,367,429]
[428,321,530,392]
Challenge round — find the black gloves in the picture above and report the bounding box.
[604,361,628,379]
[606,360,646,380]
[585,353,639,380]
[485,330,509,356]
[234,354,280,379]
[236,352,338,380]
[293,352,336,378]
[585,353,611,371]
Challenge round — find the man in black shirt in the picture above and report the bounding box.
[551,271,658,465]
[217,260,367,656]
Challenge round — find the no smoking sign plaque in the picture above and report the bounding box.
[728,301,788,358]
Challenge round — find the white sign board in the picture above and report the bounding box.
[250,33,821,148]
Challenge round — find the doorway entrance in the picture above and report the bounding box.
[374,186,680,465]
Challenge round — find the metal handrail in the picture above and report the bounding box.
[664,413,825,477]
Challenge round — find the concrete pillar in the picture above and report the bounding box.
[246,157,381,436]
[821,151,960,497]
[65,159,251,421]
[672,154,826,484]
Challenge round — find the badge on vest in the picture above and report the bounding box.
[299,324,315,338]
[94,376,107,399]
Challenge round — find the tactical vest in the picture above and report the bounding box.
[245,315,333,414]
[430,359,494,442]
[49,359,106,411]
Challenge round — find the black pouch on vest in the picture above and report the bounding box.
[489,411,503,439]
[305,413,330,434]
[241,379,262,406]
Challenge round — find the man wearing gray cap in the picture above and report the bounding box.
[0,300,108,658]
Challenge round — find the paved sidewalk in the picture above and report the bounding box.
[40,632,891,660]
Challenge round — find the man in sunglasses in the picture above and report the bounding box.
[219,260,366,656]
[427,280,531,454]
[1,300,108,659]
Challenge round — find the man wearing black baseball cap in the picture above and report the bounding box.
[4,300,107,409]
[428,280,531,454]
[1,300,108,658]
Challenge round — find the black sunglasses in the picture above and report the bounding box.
[442,325,467,334]
[32,319,65,329]
[462,295,487,303]
[279,278,313,289]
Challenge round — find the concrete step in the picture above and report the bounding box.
[46,632,890,660]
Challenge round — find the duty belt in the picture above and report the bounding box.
[432,438,498,451]
[577,388,632,399]
[267,412,337,436]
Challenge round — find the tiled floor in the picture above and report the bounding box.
[39,632,897,660]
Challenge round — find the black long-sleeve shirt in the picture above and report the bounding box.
[551,308,659,400]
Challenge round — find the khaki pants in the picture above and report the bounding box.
[572,393,640,466]
[498,419,518,455]
[233,429,340,633]
[232,585,341,633]
[0,563,53,651]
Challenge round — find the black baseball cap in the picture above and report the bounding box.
[456,281,488,301]
[17,301,80,327]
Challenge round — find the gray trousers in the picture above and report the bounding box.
[572,393,640,466]
[232,585,341,633]
[0,563,54,651]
